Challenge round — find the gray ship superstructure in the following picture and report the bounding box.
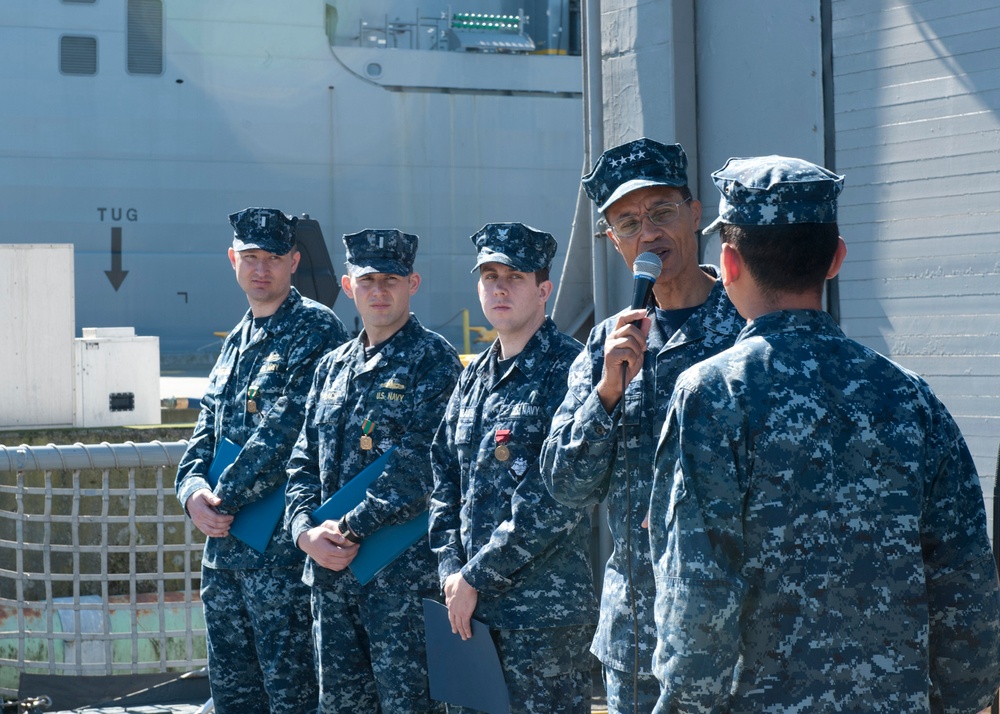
[0,1,583,356]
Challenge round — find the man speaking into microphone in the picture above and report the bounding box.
[541,138,744,713]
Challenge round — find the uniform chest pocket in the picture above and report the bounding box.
[490,412,548,482]
[454,417,476,446]
[371,372,411,406]
[313,371,350,424]
[621,379,645,427]
[245,356,288,413]
[313,397,342,425]
[505,412,550,446]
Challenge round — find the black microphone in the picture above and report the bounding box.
[630,251,662,313]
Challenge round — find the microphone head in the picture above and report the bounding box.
[632,252,662,281]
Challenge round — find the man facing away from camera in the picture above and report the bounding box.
[648,155,1000,713]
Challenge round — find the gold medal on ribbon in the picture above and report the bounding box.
[247,400,258,414]
[360,418,375,451]
[494,429,511,462]
[247,386,259,414]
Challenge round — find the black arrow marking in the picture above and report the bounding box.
[105,226,128,291]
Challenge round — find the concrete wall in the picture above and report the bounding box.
[586,0,1000,525]
[832,0,1000,488]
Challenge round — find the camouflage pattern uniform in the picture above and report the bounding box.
[430,318,597,713]
[540,282,742,693]
[286,231,460,714]
[649,156,1000,713]
[540,139,746,712]
[430,222,597,713]
[176,207,348,714]
[650,309,1000,713]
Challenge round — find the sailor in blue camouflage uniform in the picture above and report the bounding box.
[649,155,1000,713]
[429,223,598,713]
[285,229,460,714]
[176,207,348,714]
[539,139,744,712]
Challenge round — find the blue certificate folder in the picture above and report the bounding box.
[206,437,286,554]
[312,446,430,586]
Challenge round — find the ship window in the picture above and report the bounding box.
[59,35,98,75]
[127,0,163,75]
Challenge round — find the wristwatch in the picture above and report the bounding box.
[337,515,362,544]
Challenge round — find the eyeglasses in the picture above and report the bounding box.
[609,198,692,239]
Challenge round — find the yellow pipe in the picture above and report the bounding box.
[462,308,471,354]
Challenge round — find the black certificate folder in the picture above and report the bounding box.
[422,598,510,714]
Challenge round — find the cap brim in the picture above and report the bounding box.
[347,261,411,277]
[702,216,725,234]
[598,178,684,213]
[232,238,293,255]
[471,253,513,273]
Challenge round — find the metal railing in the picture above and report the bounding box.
[0,441,206,697]
[355,8,532,52]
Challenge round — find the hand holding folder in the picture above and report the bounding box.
[312,446,430,585]
[422,599,510,714]
[206,437,286,554]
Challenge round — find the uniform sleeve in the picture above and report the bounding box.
[540,334,619,508]
[429,380,468,585]
[213,317,343,513]
[344,345,463,539]
[920,392,1000,713]
[649,382,747,714]
[175,388,219,512]
[283,361,329,547]
[462,462,588,596]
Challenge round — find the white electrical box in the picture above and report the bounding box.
[74,327,161,427]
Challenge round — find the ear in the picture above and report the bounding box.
[407,272,421,295]
[720,242,741,287]
[606,227,623,256]
[289,249,301,275]
[538,279,553,303]
[826,237,848,279]
[688,198,702,228]
[228,248,238,269]
[341,274,354,299]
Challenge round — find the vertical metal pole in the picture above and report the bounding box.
[819,0,842,324]
[992,440,1000,714]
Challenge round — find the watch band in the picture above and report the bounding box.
[337,515,362,544]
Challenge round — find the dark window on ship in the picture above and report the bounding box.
[127,0,163,75]
[59,35,98,75]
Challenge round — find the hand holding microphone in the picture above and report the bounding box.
[596,252,663,412]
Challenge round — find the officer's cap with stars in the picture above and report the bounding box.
[582,138,689,213]
[470,222,557,274]
[229,207,298,255]
[343,229,418,277]
[703,155,845,234]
